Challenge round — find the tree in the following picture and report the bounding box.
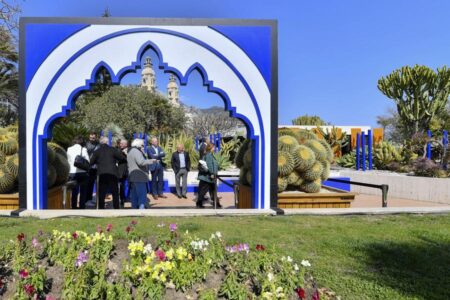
[77,85,187,136]
[376,107,409,143]
[292,114,328,126]
[188,106,245,137]
[377,65,450,135]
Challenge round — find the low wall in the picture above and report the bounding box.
[339,170,450,204]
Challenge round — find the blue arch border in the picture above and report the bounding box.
[32,27,266,209]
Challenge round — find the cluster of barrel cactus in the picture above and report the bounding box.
[0,125,70,194]
[235,128,333,193]
[373,141,403,169]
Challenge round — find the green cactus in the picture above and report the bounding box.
[278,177,288,193]
[0,166,15,193]
[0,135,18,155]
[243,148,252,169]
[47,146,56,164]
[304,140,327,162]
[0,150,5,165]
[0,128,7,135]
[336,152,356,168]
[300,179,321,193]
[48,142,68,159]
[278,135,299,152]
[287,171,301,186]
[296,129,318,144]
[52,153,70,186]
[47,165,57,188]
[291,145,316,172]
[321,161,331,181]
[318,139,334,163]
[6,125,18,133]
[6,154,18,178]
[235,139,250,168]
[239,167,248,186]
[278,150,295,176]
[278,127,298,138]
[302,161,323,181]
[374,141,403,169]
[246,170,252,186]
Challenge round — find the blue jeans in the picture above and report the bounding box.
[130,182,148,209]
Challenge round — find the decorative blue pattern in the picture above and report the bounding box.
[25,23,89,89]
[31,29,266,209]
[210,25,272,89]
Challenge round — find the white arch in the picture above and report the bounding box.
[26,25,272,210]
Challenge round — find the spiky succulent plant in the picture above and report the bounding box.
[278,177,288,193]
[278,135,299,152]
[291,145,316,172]
[0,135,18,155]
[278,150,295,176]
[300,179,321,193]
[302,161,324,181]
[235,139,250,168]
[243,148,252,169]
[296,129,318,144]
[304,140,327,162]
[0,166,15,194]
[6,154,18,178]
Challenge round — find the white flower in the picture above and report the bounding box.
[143,243,153,255]
[287,256,293,263]
[215,231,222,238]
[281,256,286,261]
[293,263,299,271]
[185,230,189,235]
[301,260,311,267]
[267,272,274,282]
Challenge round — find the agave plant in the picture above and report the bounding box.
[315,126,349,158]
[51,121,90,149]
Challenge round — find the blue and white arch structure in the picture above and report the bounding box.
[19,18,278,210]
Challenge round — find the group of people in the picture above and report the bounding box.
[66,133,222,209]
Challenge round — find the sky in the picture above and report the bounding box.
[20,0,450,126]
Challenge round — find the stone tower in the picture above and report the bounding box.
[167,74,180,107]
[141,56,156,93]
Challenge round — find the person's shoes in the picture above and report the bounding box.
[152,195,158,200]
[159,194,167,199]
[182,195,187,199]
[85,200,96,207]
[139,204,145,209]
[177,195,182,199]
[196,203,205,208]
[216,203,223,208]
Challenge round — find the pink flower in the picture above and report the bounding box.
[45,295,55,300]
[155,249,166,261]
[125,226,131,234]
[256,244,265,251]
[17,233,25,242]
[169,223,177,232]
[72,232,78,239]
[96,225,103,233]
[19,269,29,279]
[295,287,306,299]
[131,220,137,226]
[32,237,39,248]
[312,289,320,300]
[106,224,113,232]
[24,284,35,296]
[75,251,89,267]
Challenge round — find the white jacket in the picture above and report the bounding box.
[67,144,89,174]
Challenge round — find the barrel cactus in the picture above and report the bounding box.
[0,125,71,194]
[292,145,316,172]
[296,129,318,144]
[278,177,288,193]
[300,179,321,193]
[278,150,295,176]
[278,135,299,152]
[302,161,324,181]
[235,139,250,168]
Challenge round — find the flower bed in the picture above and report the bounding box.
[0,221,338,299]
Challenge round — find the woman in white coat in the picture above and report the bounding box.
[67,136,90,209]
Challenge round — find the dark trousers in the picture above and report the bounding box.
[87,168,97,201]
[197,180,217,206]
[175,169,188,197]
[119,177,128,206]
[151,166,164,196]
[98,174,119,209]
[69,172,88,209]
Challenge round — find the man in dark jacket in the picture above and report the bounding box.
[117,139,129,208]
[85,132,100,206]
[171,144,191,199]
[147,137,166,199]
[90,136,125,209]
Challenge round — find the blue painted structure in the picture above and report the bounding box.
[322,177,351,192]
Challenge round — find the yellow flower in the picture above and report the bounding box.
[176,247,187,260]
[166,248,174,260]
[151,271,159,280]
[128,240,145,256]
[188,253,193,261]
[159,273,167,282]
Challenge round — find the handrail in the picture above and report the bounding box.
[326,178,389,207]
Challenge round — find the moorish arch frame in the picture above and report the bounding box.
[19,18,278,210]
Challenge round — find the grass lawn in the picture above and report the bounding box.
[0,214,449,299]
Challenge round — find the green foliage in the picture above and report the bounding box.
[214,152,232,171]
[48,142,68,159]
[78,85,187,136]
[378,65,450,135]
[292,114,328,126]
[161,132,199,169]
[234,139,250,168]
[335,152,356,168]
[51,121,90,150]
